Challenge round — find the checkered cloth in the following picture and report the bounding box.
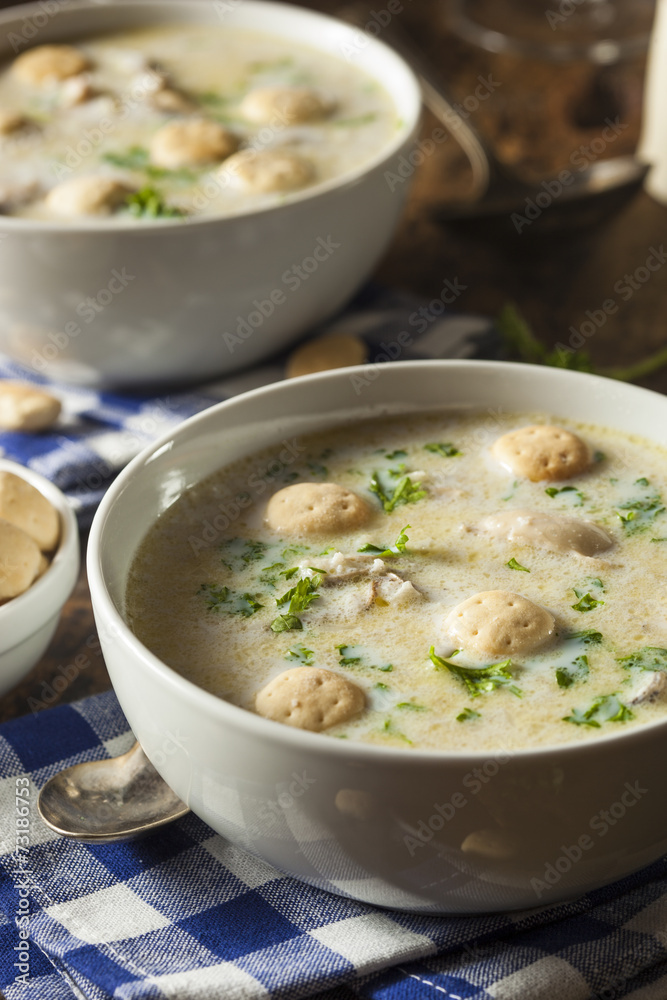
[2,692,667,1000]
[0,285,494,526]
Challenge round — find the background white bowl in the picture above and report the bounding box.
[88,360,667,913]
[0,459,80,697]
[0,0,421,387]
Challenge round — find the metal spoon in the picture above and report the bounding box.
[339,6,649,234]
[38,741,189,842]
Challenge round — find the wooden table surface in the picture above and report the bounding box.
[2,0,667,730]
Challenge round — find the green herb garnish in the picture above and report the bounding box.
[424,442,462,458]
[556,654,589,688]
[336,644,362,667]
[271,575,321,632]
[506,557,529,572]
[396,702,427,711]
[545,485,584,506]
[568,629,603,645]
[457,707,481,722]
[369,471,426,513]
[125,186,185,218]
[334,112,377,127]
[358,524,410,558]
[617,646,667,672]
[285,643,314,665]
[571,592,604,613]
[270,614,303,633]
[615,481,665,534]
[429,646,521,698]
[563,693,634,727]
[198,584,263,617]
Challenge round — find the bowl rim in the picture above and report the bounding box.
[88,358,667,764]
[0,457,80,652]
[0,0,422,233]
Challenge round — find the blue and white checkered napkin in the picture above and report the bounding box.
[2,691,667,1000]
[0,285,495,526]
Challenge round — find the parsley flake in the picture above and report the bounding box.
[615,481,665,534]
[506,557,529,572]
[571,592,604,612]
[429,646,521,698]
[556,654,589,688]
[457,707,481,722]
[369,470,426,513]
[617,646,667,672]
[563,694,634,727]
[545,485,584,506]
[358,524,410,558]
[285,643,314,665]
[424,442,462,458]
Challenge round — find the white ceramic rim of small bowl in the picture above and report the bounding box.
[88,359,667,765]
[0,458,79,652]
[0,0,422,233]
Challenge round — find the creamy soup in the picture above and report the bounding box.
[0,24,398,221]
[125,411,667,751]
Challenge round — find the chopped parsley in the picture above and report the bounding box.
[617,646,667,672]
[571,591,604,612]
[285,643,314,665]
[241,540,268,564]
[615,479,665,534]
[545,485,584,506]
[198,584,263,617]
[563,694,634,728]
[429,647,521,698]
[457,707,481,722]
[369,470,427,513]
[396,702,427,711]
[271,576,321,632]
[374,682,391,691]
[506,557,529,572]
[568,629,603,645]
[307,461,328,478]
[424,442,462,458]
[104,145,196,182]
[270,613,303,633]
[358,524,410,558]
[385,450,407,460]
[125,186,185,219]
[381,718,412,744]
[260,561,285,586]
[336,644,362,667]
[556,654,589,688]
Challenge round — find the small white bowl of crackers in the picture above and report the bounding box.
[0,383,79,696]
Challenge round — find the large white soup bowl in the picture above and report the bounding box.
[0,0,420,387]
[88,361,667,913]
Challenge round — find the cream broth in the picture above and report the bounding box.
[0,24,398,221]
[125,411,667,751]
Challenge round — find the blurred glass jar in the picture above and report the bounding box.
[442,0,656,181]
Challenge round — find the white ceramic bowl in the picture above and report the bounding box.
[0,459,79,696]
[0,0,421,388]
[87,360,667,913]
